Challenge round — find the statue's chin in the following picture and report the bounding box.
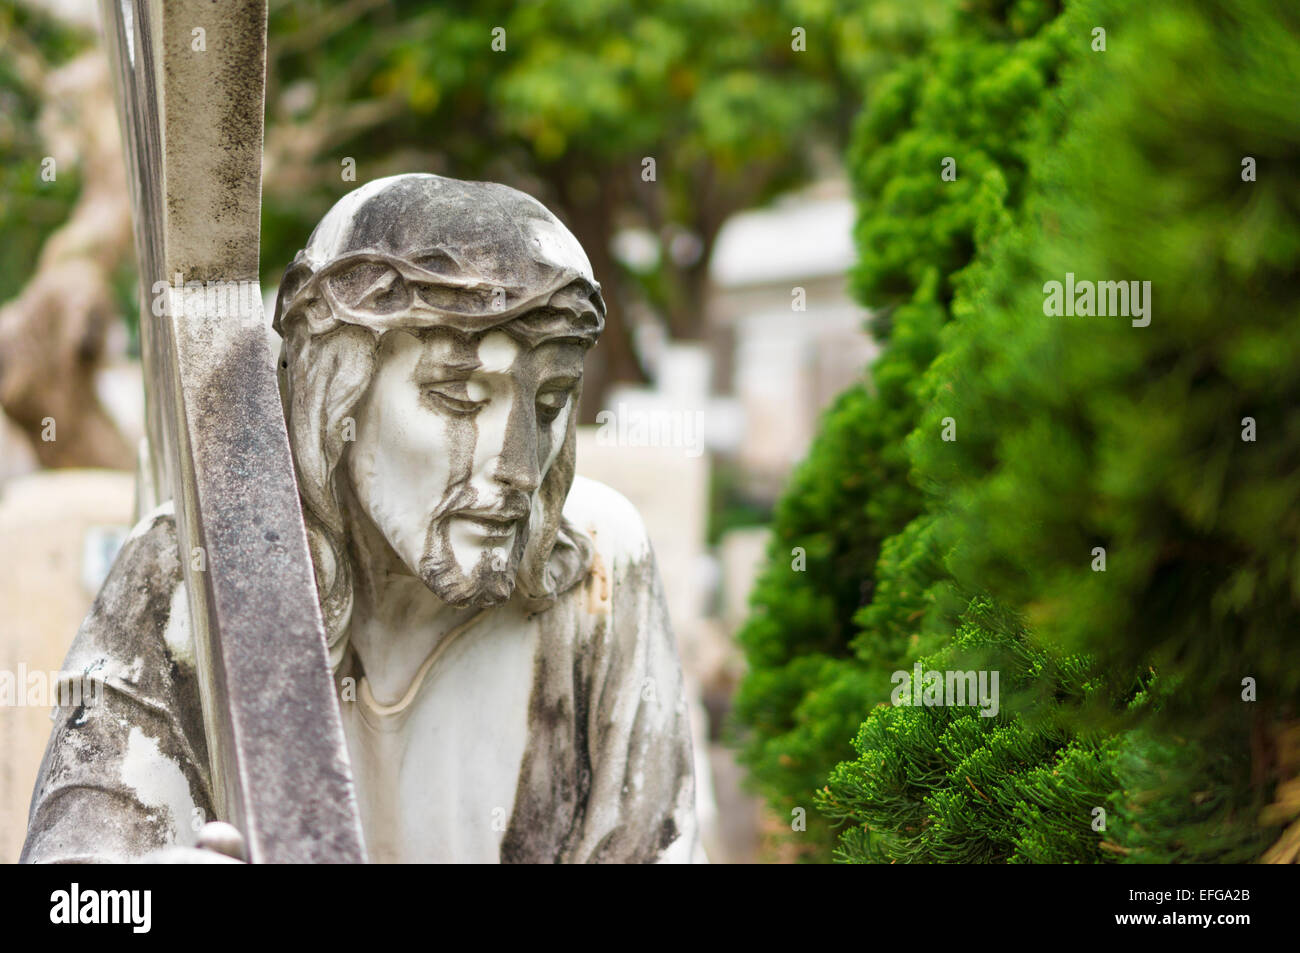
[413,522,529,608]
[417,559,516,609]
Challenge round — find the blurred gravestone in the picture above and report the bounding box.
[0,470,133,862]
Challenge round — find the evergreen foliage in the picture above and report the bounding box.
[920,0,1300,707]
[816,0,1299,863]
[820,599,1130,864]
[732,0,1080,859]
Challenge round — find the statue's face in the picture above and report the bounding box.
[345,326,583,607]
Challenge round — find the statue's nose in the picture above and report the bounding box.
[489,397,542,493]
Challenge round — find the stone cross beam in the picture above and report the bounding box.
[99,0,366,862]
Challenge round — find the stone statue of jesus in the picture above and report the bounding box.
[22,174,702,864]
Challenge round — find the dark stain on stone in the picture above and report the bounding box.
[657,816,679,854]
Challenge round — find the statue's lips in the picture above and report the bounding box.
[452,510,523,540]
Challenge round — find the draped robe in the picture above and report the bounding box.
[21,476,701,864]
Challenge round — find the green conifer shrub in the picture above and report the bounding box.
[859,0,1299,862]
[820,598,1132,863]
[731,0,1081,860]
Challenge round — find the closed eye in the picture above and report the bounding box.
[536,385,574,423]
[422,383,485,415]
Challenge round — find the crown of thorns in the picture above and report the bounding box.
[273,248,605,347]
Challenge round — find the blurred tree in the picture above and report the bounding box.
[0,2,85,305]
[2,0,883,459]
[0,2,134,469]
[260,0,872,417]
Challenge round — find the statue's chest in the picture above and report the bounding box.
[340,616,540,863]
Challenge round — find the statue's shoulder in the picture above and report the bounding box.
[108,498,185,600]
[111,498,182,569]
[562,474,655,571]
[66,499,192,678]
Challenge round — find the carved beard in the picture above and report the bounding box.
[416,485,534,608]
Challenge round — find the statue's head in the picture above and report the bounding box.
[272,174,604,667]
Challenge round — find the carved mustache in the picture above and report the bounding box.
[428,481,519,519]
[445,494,531,526]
